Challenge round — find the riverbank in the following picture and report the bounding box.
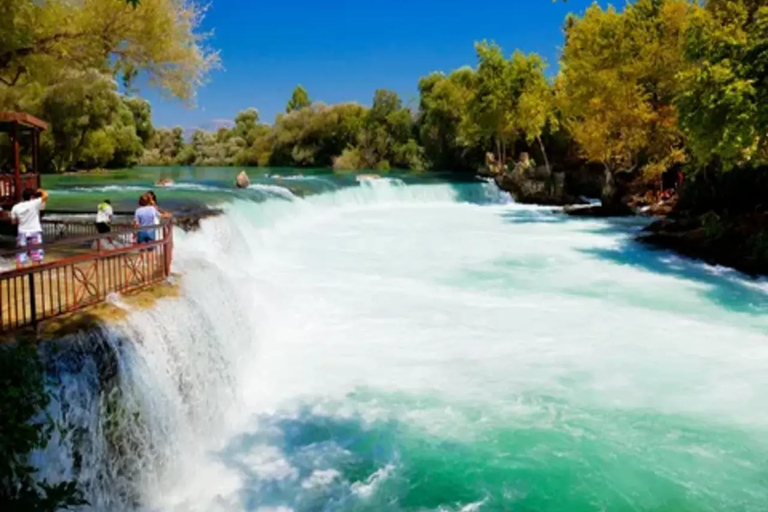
[639,214,768,277]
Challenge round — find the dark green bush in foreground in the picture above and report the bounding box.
[0,345,84,511]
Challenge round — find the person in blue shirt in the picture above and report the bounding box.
[134,195,160,244]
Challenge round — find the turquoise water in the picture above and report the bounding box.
[39,172,768,511]
[41,167,454,212]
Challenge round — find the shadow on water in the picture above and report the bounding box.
[499,208,767,316]
[579,243,768,316]
[215,408,401,511]
[501,208,652,234]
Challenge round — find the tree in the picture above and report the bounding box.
[0,0,219,102]
[232,108,259,144]
[676,0,768,169]
[556,0,690,210]
[513,54,556,175]
[467,42,517,167]
[41,69,122,171]
[123,97,154,145]
[356,90,421,170]
[417,67,477,171]
[286,85,311,112]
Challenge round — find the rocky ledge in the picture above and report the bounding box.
[639,213,768,277]
[172,205,223,232]
[485,152,595,206]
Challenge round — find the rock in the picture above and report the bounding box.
[480,152,507,176]
[235,170,250,189]
[563,203,633,217]
[638,211,768,277]
[173,205,223,232]
[356,174,381,181]
[494,158,585,206]
[519,152,531,169]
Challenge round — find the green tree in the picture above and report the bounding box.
[123,97,154,145]
[677,0,768,168]
[286,85,311,112]
[417,67,477,171]
[467,42,517,167]
[513,53,556,175]
[40,69,121,171]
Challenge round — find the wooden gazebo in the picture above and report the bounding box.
[0,112,47,210]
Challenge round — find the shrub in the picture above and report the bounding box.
[0,345,84,511]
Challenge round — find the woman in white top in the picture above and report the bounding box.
[11,188,48,268]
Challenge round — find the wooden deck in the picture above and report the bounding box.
[0,221,173,333]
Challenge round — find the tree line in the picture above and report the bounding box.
[3,0,766,213]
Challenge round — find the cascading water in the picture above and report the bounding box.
[36,177,768,511]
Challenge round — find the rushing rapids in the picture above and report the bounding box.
[33,176,768,511]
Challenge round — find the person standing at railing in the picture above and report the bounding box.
[95,199,113,234]
[134,195,160,245]
[144,190,171,241]
[11,188,48,268]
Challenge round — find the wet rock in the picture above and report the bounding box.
[236,170,250,189]
[173,206,223,232]
[495,161,585,206]
[638,212,768,277]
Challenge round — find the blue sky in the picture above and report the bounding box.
[144,0,602,130]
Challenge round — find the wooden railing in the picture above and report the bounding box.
[41,218,133,242]
[0,174,40,208]
[0,219,174,333]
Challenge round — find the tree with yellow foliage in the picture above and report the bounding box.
[557,0,691,211]
[0,0,219,102]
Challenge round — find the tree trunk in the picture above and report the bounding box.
[501,139,507,170]
[495,137,502,172]
[601,164,620,212]
[536,136,551,176]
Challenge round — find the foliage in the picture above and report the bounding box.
[417,67,477,171]
[556,0,691,206]
[676,0,768,168]
[37,70,144,171]
[0,0,219,102]
[286,85,311,113]
[0,345,85,511]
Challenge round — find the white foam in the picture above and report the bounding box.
[37,178,768,511]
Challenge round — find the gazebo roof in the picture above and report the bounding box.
[0,112,48,132]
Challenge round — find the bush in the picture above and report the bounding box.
[0,345,85,511]
[333,147,363,171]
[678,165,768,216]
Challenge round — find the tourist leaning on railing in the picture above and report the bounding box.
[11,188,48,269]
[134,195,160,244]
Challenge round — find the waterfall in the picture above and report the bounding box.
[33,179,513,510]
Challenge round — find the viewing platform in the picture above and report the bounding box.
[0,219,174,334]
[0,111,177,335]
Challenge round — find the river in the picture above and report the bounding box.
[36,168,768,511]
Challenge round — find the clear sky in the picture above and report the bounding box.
[144,0,601,131]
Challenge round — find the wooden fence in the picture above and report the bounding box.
[41,218,133,242]
[0,219,174,333]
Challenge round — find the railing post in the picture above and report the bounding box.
[28,272,37,330]
[164,220,173,277]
